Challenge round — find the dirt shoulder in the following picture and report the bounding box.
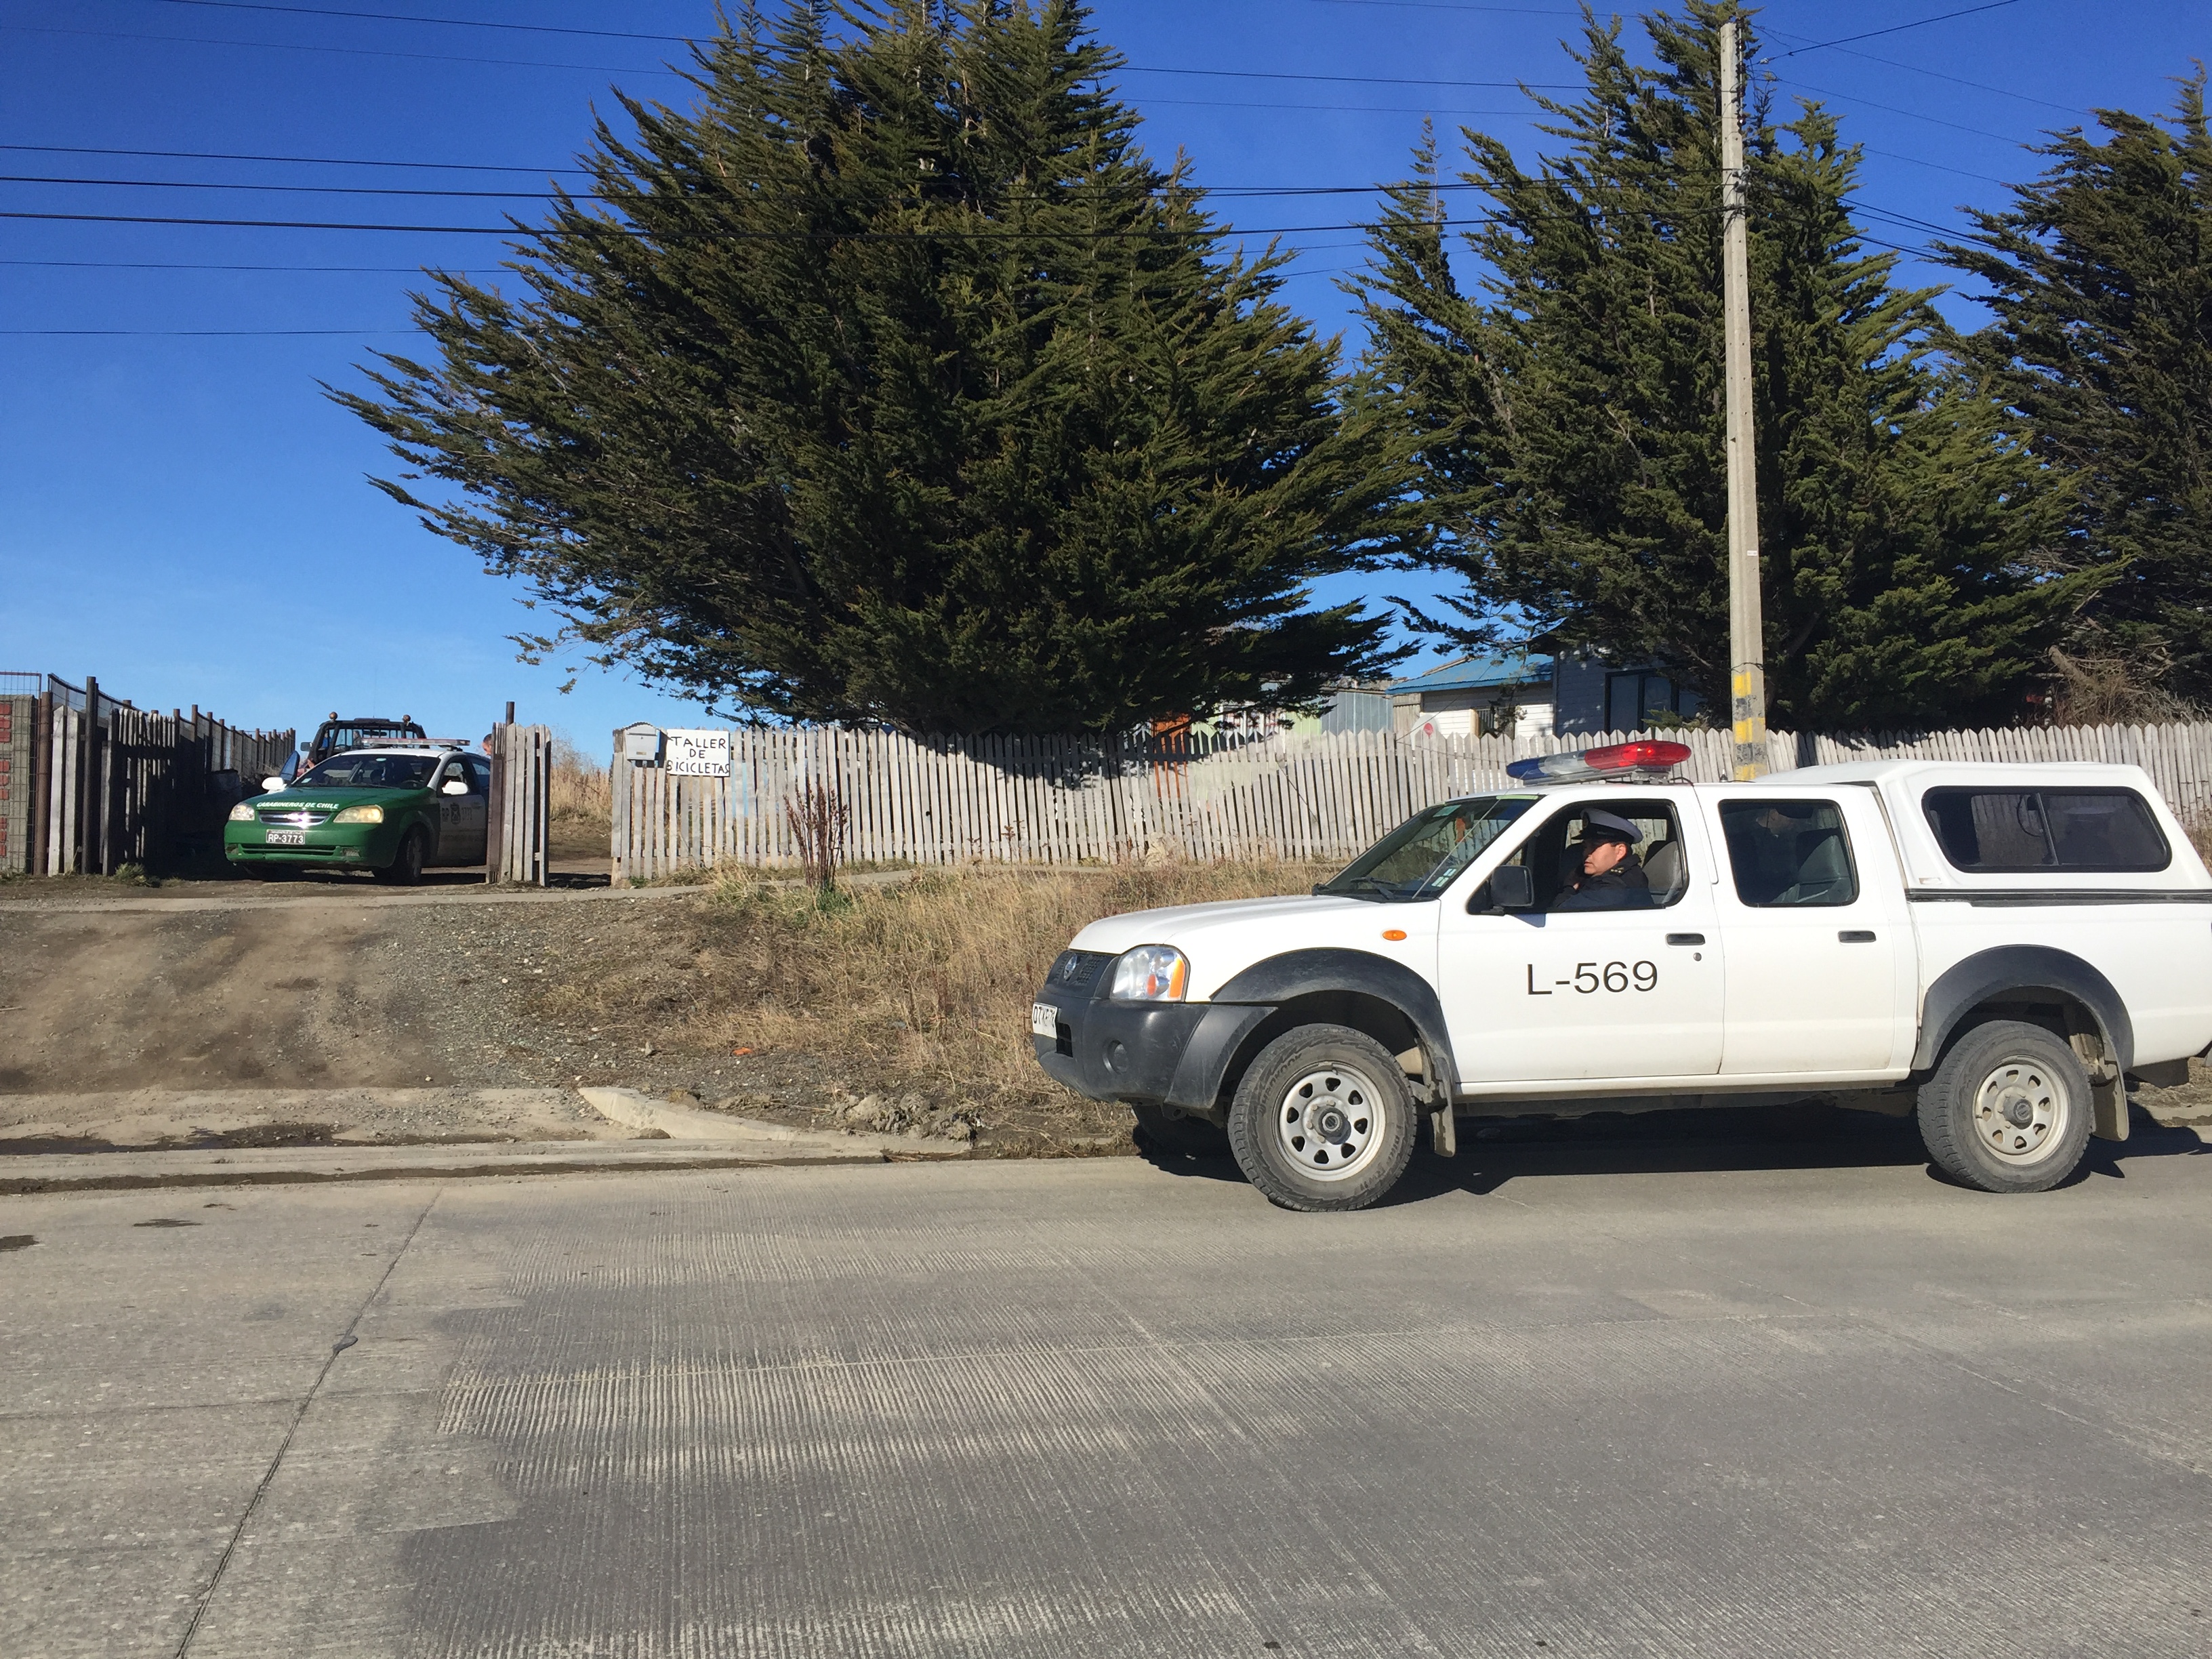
[9,862,2208,1162]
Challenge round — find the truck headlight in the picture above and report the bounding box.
[228,803,257,822]
[1110,945,1189,1002]
[333,805,384,824]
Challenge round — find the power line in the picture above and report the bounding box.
[0,258,507,272]
[1771,0,2026,60]
[1769,75,2034,146]
[1301,0,1576,12]
[151,0,694,44]
[1758,30,2081,116]
[1,173,562,199]
[3,21,680,75]
[11,20,1579,91]
[0,141,590,176]
[0,327,421,335]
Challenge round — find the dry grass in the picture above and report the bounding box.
[550,737,611,821]
[532,859,1330,1105]
[699,859,1330,1090]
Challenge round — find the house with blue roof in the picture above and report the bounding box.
[1389,648,1704,739]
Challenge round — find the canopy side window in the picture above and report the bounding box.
[1921,787,2169,874]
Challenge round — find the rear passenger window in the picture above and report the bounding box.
[1921,788,2169,874]
[1718,799,1860,907]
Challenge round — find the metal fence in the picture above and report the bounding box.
[607,719,2212,881]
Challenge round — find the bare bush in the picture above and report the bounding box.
[784,781,851,893]
[2048,647,2205,725]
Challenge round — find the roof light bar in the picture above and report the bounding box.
[1505,739,1694,783]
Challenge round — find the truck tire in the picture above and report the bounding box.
[1130,1101,1229,1158]
[1917,1019,2094,1193]
[1226,1025,1418,1212]
[375,827,428,886]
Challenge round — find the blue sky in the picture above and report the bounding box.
[1,0,2203,750]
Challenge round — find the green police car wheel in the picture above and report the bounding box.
[376,827,428,886]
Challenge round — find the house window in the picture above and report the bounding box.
[1605,671,1685,732]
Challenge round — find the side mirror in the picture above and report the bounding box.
[261,775,285,794]
[1487,865,1534,912]
[441,779,469,796]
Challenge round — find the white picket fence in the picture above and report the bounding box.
[610,721,2212,880]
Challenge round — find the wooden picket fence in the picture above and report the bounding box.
[2,674,294,876]
[485,722,551,887]
[609,719,2212,881]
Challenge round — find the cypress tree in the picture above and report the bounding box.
[334,1,1400,733]
[1946,79,2212,703]
[1349,2,2081,729]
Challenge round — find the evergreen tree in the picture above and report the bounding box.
[1946,79,2212,702]
[1349,1,2080,729]
[335,1,1400,734]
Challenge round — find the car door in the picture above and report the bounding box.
[1437,790,1725,1083]
[1706,789,1912,1077]
[455,755,491,865]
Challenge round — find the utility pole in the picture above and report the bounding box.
[1719,15,1767,779]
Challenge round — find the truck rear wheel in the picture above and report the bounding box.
[1917,1019,2093,1193]
[1226,1025,1417,1212]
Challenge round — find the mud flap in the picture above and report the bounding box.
[1430,1105,1456,1157]
[2091,1077,2129,1142]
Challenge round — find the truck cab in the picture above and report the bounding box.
[1031,743,2212,1210]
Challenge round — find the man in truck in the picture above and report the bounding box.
[1553,808,1652,910]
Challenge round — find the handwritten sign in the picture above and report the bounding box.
[664,728,731,777]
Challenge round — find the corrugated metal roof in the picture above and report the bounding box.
[1389,652,1554,693]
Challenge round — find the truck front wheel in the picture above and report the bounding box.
[1226,1025,1417,1212]
[1917,1019,2093,1193]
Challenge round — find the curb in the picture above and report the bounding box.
[0,1135,954,1195]
[577,1087,962,1160]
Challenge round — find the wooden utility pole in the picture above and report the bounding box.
[1719,16,1767,779]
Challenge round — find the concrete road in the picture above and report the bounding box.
[5,1122,2211,1658]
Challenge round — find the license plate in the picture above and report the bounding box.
[264,829,306,846]
[1030,1002,1060,1038]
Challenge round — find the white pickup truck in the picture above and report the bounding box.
[1031,743,2212,1210]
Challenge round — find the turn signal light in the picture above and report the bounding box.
[1505,740,1692,783]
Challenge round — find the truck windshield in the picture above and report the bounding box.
[1317,796,1537,901]
[295,753,440,790]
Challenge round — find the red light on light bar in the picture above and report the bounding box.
[1505,739,1693,782]
[1583,740,1692,773]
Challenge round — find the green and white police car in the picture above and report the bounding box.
[224,742,490,882]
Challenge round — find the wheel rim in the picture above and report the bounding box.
[1275,1064,1385,1181]
[1971,1059,2069,1165]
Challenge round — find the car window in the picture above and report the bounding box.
[1490,798,1688,911]
[1317,795,1538,901]
[1921,787,2168,874]
[1718,799,1859,907]
[462,756,491,794]
[296,753,439,790]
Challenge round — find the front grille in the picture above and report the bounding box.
[259,808,332,827]
[1049,949,1113,992]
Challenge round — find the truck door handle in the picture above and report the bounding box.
[1839,930,1877,943]
[1666,933,1704,946]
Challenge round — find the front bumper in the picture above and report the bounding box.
[223,820,396,867]
[1031,955,1277,1112]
